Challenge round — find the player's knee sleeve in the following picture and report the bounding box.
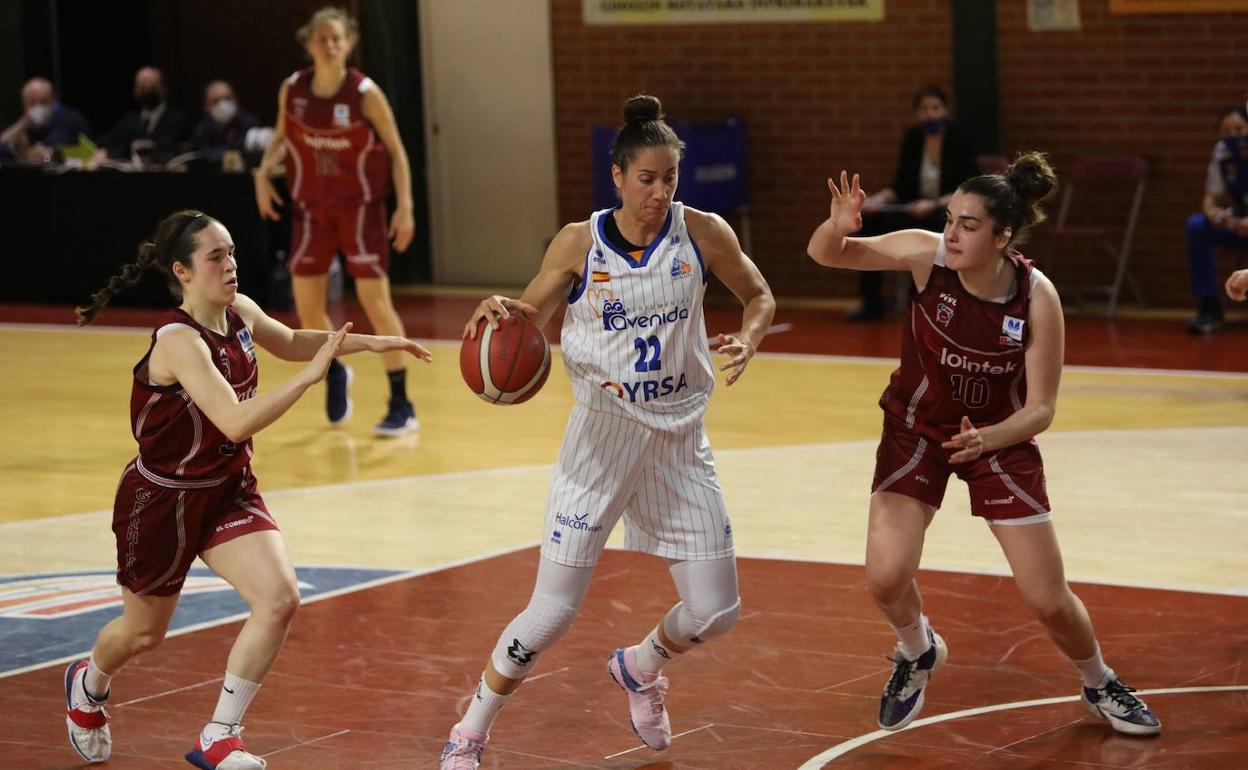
[490,593,579,679]
[664,597,741,647]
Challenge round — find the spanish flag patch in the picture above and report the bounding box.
[591,271,611,283]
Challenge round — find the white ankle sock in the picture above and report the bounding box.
[1072,645,1113,688]
[633,626,681,674]
[892,614,931,660]
[210,672,261,727]
[84,656,113,702]
[460,674,510,735]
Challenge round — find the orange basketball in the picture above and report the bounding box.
[460,314,551,405]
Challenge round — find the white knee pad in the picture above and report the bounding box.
[490,593,579,679]
[665,597,741,647]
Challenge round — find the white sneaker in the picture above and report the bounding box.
[877,629,948,730]
[1082,677,1161,736]
[64,659,111,764]
[185,722,267,769]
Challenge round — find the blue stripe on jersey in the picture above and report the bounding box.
[567,244,593,304]
[595,206,674,268]
[689,233,708,285]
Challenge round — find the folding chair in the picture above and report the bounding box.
[1049,155,1149,317]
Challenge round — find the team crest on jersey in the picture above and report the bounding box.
[936,303,955,327]
[592,249,606,266]
[291,97,307,119]
[1002,315,1025,342]
[671,256,693,279]
[236,327,257,362]
[333,103,350,127]
[216,348,232,378]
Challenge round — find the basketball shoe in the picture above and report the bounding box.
[374,399,418,437]
[607,647,672,750]
[440,723,488,769]
[878,628,948,730]
[1082,677,1161,735]
[326,360,352,425]
[64,659,111,763]
[185,722,266,769]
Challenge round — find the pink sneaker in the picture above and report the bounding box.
[185,723,266,769]
[440,723,488,769]
[607,647,671,750]
[64,659,111,764]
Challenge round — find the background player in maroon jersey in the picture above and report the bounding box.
[67,210,431,768]
[807,154,1160,736]
[254,6,420,437]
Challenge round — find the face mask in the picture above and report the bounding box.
[27,104,52,126]
[921,118,944,136]
[137,90,162,110]
[210,99,237,125]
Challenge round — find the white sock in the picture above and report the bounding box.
[460,674,510,736]
[633,626,681,674]
[892,614,931,660]
[84,656,113,702]
[209,672,261,727]
[1072,644,1113,688]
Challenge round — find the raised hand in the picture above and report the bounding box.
[828,170,866,236]
[304,323,352,384]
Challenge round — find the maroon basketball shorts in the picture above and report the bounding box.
[871,415,1052,523]
[111,463,279,596]
[289,199,390,279]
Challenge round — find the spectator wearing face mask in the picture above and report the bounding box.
[1185,104,1248,334]
[101,66,187,162]
[0,77,93,164]
[189,80,259,168]
[848,85,979,321]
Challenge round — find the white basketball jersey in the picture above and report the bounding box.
[561,203,715,431]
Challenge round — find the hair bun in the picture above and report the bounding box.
[1004,151,1057,205]
[623,94,663,125]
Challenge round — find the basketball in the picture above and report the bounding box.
[460,314,552,405]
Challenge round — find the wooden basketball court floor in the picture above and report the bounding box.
[0,296,1245,768]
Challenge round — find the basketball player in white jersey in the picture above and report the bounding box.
[439,95,775,768]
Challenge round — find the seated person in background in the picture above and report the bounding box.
[0,77,92,164]
[101,66,187,163]
[1186,104,1248,334]
[189,80,259,168]
[850,85,978,321]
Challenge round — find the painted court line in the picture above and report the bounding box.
[795,685,1248,768]
[260,728,351,759]
[0,541,538,681]
[602,723,716,759]
[114,677,223,708]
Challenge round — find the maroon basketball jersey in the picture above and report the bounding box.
[129,307,258,485]
[880,246,1037,443]
[283,67,391,210]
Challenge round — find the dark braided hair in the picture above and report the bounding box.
[611,94,686,174]
[75,210,217,326]
[957,151,1057,248]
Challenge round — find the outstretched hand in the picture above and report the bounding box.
[941,415,985,463]
[304,323,352,384]
[827,170,866,236]
[1227,269,1248,302]
[369,335,432,362]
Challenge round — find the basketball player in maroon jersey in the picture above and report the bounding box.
[66,210,430,768]
[807,153,1160,736]
[254,6,419,437]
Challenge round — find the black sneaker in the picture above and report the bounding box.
[1082,677,1161,736]
[1187,301,1224,335]
[374,400,418,438]
[878,628,948,730]
[326,361,353,425]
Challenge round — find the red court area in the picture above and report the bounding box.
[3,548,1246,769]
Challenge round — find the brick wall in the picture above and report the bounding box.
[550,0,1248,307]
